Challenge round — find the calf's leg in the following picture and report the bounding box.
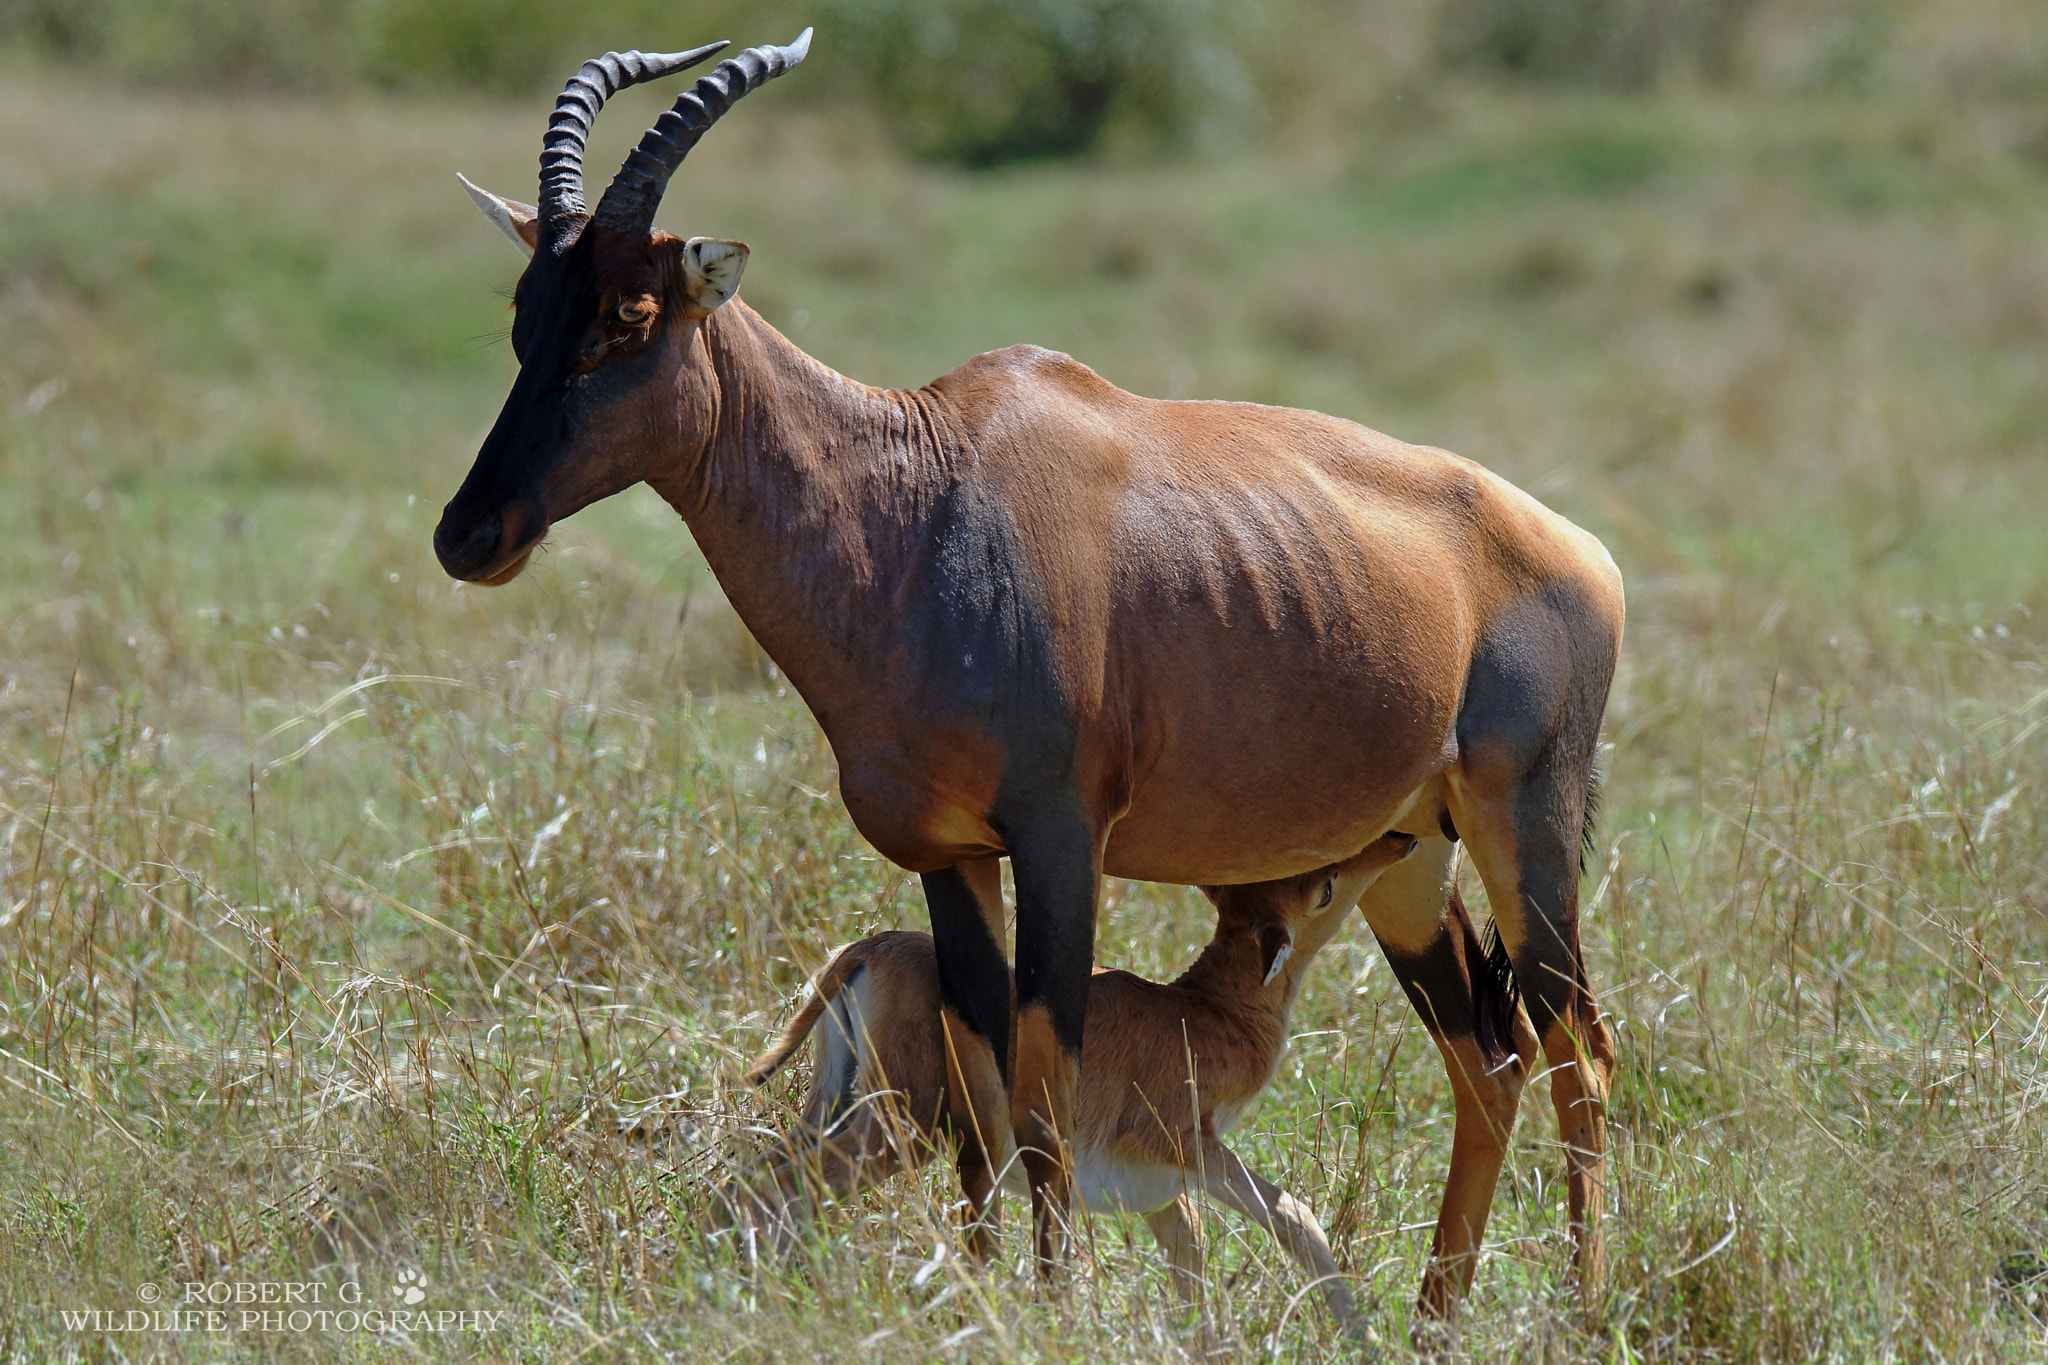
[1195,1132,1364,1339]
[1143,1194,1206,1316]
[724,972,919,1259]
[940,1006,1010,1261]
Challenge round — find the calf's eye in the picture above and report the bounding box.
[616,300,654,325]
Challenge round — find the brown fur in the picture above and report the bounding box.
[724,834,1421,1336]
[449,95,1624,1305]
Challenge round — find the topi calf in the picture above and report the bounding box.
[727,831,1434,1335]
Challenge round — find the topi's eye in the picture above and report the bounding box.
[1317,879,1334,909]
[615,299,655,325]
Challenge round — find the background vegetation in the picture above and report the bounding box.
[5,0,2048,161]
[2,0,2046,1360]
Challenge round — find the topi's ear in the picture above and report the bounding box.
[682,238,749,316]
[458,173,539,259]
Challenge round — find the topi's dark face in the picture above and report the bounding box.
[432,31,809,584]
[433,225,746,584]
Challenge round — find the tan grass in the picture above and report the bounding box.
[0,57,2045,1363]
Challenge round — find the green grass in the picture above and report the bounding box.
[2,56,2046,1363]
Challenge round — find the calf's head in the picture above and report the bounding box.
[435,33,811,584]
[1206,831,1422,1001]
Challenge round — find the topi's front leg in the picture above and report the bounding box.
[1004,805,1100,1276]
[922,856,1013,1262]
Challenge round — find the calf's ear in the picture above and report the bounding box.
[1258,923,1295,986]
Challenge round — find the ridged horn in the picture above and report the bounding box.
[591,28,813,234]
[538,43,730,244]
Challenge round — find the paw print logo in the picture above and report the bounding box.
[391,1269,427,1306]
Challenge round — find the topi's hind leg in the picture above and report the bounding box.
[1451,747,1613,1299]
[1446,582,1619,1301]
[1356,834,1535,1316]
[1368,866,1539,1315]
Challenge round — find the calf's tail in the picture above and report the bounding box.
[743,942,870,1088]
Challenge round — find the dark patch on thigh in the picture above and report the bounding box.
[1457,592,1575,778]
[1381,937,1476,1038]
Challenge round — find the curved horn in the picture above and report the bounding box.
[591,28,813,234]
[538,43,730,243]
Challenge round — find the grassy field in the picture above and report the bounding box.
[2,43,2047,1363]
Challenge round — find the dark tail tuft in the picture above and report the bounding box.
[1479,915,1519,1016]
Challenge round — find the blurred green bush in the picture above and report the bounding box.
[1435,0,1758,88]
[0,0,803,95]
[0,0,1253,161]
[2,0,2042,163]
[822,0,1252,164]
[1,0,357,86]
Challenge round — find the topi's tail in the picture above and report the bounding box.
[1449,885,1524,1069]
